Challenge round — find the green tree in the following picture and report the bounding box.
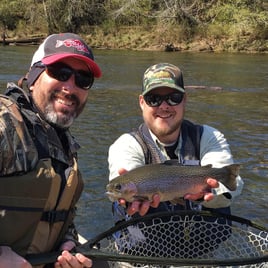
[42,0,105,33]
[0,0,20,36]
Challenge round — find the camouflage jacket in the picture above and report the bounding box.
[0,83,80,176]
[0,83,83,257]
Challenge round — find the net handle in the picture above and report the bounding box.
[26,248,268,266]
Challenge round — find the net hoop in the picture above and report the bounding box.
[87,210,268,267]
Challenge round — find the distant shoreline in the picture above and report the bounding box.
[1,32,267,54]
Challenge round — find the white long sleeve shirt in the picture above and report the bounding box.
[108,124,244,208]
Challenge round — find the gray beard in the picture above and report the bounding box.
[44,103,75,128]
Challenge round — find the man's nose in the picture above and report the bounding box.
[61,74,77,91]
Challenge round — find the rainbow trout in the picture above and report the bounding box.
[106,162,240,203]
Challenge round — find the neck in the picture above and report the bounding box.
[149,128,180,145]
[158,140,177,147]
[158,128,181,144]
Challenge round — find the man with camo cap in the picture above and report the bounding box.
[108,62,243,220]
[107,62,243,264]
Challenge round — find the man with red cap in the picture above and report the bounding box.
[0,33,102,268]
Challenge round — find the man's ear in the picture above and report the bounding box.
[139,95,145,110]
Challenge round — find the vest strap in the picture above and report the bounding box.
[41,210,69,223]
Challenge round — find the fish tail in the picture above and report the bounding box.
[224,164,240,191]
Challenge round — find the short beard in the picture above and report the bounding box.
[44,103,75,129]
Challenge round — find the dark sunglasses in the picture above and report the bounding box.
[35,62,94,90]
[144,92,184,107]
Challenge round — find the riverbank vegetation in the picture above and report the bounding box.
[1,0,268,52]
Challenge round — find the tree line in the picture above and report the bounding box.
[1,0,267,47]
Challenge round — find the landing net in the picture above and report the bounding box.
[89,211,268,268]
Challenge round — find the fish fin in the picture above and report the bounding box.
[163,160,182,166]
[133,195,150,202]
[170,197,185,205]
[224,164,241,191]
[203,164,213,168]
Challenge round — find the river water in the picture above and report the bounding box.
[0,46,267,239]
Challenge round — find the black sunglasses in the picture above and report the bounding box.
[144,92,184,107]
[35,62,94,90]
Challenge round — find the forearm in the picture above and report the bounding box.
[61,223,79,246]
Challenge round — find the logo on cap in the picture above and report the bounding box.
[56,39,89,53]
[153,70,172,79]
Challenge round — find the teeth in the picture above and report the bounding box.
[57,98,73,106]
[158,115,171,118]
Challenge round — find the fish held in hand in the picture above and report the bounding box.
[106,162,240,203]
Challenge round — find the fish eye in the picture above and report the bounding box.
[115,183,121,191]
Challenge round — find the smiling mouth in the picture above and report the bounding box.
[56,97,74,107]
[157,114,172,119]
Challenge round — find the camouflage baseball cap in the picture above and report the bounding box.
[142,63,185,95]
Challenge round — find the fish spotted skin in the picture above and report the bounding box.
[106,162,240,203]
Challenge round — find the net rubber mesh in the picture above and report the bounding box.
[91,212,268,268]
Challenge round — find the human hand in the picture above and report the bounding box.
[55,241,92,268]
[183,178,219,202]
[118,194,160,216]
[0,246,31,268]
[117,168,161,216]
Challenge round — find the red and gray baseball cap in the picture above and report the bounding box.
[31,33,101,78]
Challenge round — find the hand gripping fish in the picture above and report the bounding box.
[106,162,240,203]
